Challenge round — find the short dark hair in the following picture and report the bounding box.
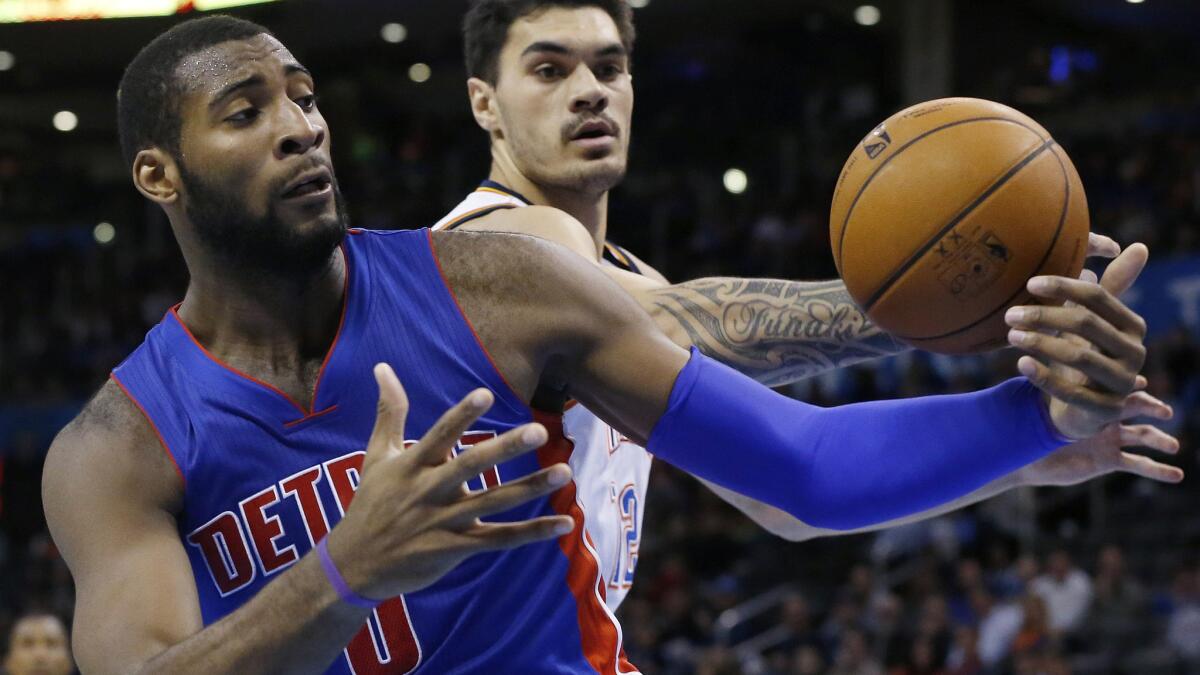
[117,15,272,167]
[463,0,635,84]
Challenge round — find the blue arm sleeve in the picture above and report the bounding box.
[646,349,1069,530]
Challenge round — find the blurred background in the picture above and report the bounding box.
[1,0,1198,673]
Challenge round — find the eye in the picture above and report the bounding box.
[226,108,260,124]
[296,94,319,111]
[597,63,623,80]
[534,64,563,81]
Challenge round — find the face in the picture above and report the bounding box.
[486,6,633,195]
[4,616,72,675]
[170,34,347,279]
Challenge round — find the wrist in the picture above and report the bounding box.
[318,532,380,608]
[1040,391,1082,443]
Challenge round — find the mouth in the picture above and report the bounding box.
[569,119,618,143]
[280,167,334,201]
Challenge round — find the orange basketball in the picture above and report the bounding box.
[830,97,1089,354]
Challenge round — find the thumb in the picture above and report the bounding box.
[366,363,409,466]
[1100,242,1149,297]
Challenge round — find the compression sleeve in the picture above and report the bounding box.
[646,348,1069,530]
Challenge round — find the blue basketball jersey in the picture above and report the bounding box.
[111,228,637,674]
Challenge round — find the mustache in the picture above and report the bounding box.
[561,113,620,142]
[272,157,337,196]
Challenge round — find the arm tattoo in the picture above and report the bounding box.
[647,278,910,386]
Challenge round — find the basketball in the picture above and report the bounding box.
[830,97,1090,354]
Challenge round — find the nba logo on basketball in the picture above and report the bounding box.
[863,125,891,159]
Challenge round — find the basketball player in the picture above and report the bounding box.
[43,16,1168,675]
[3,613,74,675]
[444,0,1182,606]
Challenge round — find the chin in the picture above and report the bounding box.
[566,159,627,193]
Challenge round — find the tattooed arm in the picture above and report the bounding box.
[643,277,909,386]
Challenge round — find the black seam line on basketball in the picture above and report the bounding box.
[896,146,1072,342]
[836,115,1048,264]
[861,138,1058,313]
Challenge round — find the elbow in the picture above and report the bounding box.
[746,506,820,542]
[772,525,817,542]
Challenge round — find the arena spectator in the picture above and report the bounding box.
[1083,544,1149,654]
[828,628,885,675]
[970,588,1023,668]
[2,613,73,675]
[943,626,983,675]
[1029,549,1094,636]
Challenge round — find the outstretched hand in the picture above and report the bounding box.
[326,364,575,600]
[1005,241,1152,440]
[1017,389,1182,486]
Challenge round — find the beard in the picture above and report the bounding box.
[179,160,349,285]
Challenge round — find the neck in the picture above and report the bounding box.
[176,247,346,365]
[488,160,609,259]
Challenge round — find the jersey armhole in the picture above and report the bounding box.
[109,373,187,490]
[424,229,561,418]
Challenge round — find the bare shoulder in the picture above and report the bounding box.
[430,228,591,302]
[456,205,599,261]
[429,230,644,398]
[45,379,184,527]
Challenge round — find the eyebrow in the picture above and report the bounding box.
[520,41,626,59]
[208,63,313,112]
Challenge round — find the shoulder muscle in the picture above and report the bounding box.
[457,205,599,262]
[44,380,198,673]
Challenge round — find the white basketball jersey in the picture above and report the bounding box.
[435,182,654,611]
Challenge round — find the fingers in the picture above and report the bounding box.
[1117,424,1181,455]
[1099,242,1149,297]
[1008,331,1137,394]
[1086,233,1120,259]
[1005,305,1144,366]
[464,516,577,553]
[410,388,495,466]
[1118,452,1185,484]
[1017,356,1124,416]
[1121,391,1173,421]
[1025,276,1147,338]
[439,423,549,488]
[451,464,572,523]
[365,364,411,467]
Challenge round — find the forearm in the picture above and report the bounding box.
[644,278,908,386]
[705,471,1025,542]
[137,549,368,675]
[648,350,1067,530]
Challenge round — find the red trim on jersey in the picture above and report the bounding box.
[283,404,339,428]
[168,246,350,420]
[534,410,635,675]
[426,228,530,406]
[307,245,351,409]
[110,373,187,488]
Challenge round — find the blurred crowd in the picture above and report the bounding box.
[2,5,1199,674]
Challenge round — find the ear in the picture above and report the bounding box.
[467,77,500,135]
[132,148,181,206]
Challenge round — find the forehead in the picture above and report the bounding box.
[175,33,302,98]
[504,6,622,56]
[12,617,65,642]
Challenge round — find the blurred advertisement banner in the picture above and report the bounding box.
[0,0,278,23]
[1123,254,1200,339]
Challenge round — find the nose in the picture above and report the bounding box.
[276,100,325,157]
[568,66,608,115]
